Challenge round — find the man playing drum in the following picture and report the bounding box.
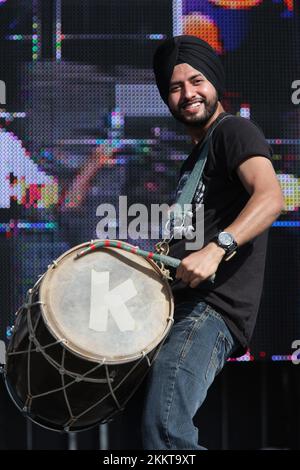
[141,35,284,450]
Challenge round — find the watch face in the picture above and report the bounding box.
[219,232,233,246]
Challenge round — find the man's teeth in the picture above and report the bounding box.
[184,102,203,109]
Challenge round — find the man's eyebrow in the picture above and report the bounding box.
[169,73,204,87]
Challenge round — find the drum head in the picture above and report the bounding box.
[39,241,173,364]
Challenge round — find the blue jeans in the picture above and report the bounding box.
[141,299,239,450]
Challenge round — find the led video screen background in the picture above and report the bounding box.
[0,0,299,360]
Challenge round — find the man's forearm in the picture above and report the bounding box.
[222,191,284,247]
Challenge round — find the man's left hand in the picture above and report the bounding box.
[176,242,225,288]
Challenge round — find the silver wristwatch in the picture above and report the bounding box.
[213,231,238,261]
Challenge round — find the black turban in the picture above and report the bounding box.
[153,35,225,105]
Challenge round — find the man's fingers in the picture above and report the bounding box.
[189,278,200,288]
[176,261,189,280]
[175,266,182,279]
[189,273,204,288]
[189,272,216,288]
[176,266,192,284]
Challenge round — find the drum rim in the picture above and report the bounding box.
[39,240,174,365]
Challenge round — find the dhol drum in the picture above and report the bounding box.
[4,240,174,432]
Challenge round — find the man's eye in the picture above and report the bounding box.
[194,80,203,85]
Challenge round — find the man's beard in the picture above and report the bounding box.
[170,94,219,128]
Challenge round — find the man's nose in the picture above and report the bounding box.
[181,83,196,101]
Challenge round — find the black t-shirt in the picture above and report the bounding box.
[168,112,274,357]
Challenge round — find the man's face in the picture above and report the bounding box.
[168,63,218,127]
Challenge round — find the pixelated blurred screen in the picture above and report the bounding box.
[0,0,299,359]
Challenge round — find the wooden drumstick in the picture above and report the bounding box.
[75,240,216,284]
